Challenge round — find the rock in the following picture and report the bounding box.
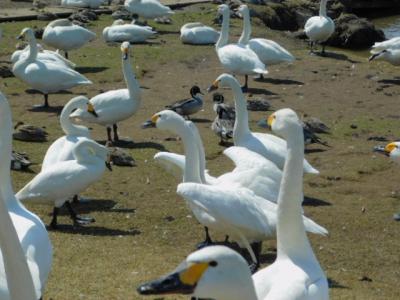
[109,147,136,167]
[37,12,57,21]
[13,122,48,142]
[350,124,357,129]
[11,151,31,171]
[0,65,14,79]
[358,276,372,282]
[367,136,388,142]
[328,13,385,49]
[247,98,271,111]
[112,7,132,20]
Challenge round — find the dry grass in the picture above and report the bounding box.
[0,3,400,299]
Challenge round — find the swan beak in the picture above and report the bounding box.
[384,142,396,155]
[87,103,98,117]
[141,120,156,129]
[267,114,275,128]
[207,80,219,93]
[137,262,209,295]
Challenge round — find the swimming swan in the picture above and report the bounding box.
[238,4,294,78]
[215,4,268,91]
[304,0,335,54]
[180,22,220,45]
[208,73,319,174]
[70,42,141,143]
[103,19,156,43]
[16,139,110,228]
[43,19,96,59]
[12,28,92,109]
[0,91,53,300]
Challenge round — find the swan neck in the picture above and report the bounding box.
[189,123,207,184]
[319,0,328,17]
[122,55,141,107]
[60,101,89,136]
[179,124,202,183]
[230,81,251,140]
[276,128,315,260]
[216,12,230,49]
[238,10,251,45]
[26,37,38,62]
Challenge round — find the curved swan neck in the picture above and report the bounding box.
[0,93,38,300]
[122,54,141,107]
[229,79,251,140]
[238,9,251,45]
[177,123,202,183]
[216,10,230,49]
[61,100,90,136]
[187,122,207,184]
[319,0,328,17]
[26,36,38,62]
[276,126,315,260]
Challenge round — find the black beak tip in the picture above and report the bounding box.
[206,86,217,93]
[137,283,154,295]
[141,120,155,129]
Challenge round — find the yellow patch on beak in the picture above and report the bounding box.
[179,263,209,286]
[212,80,219,88]
[151,114,159,124]
[267,114,275,127]
[87,103,95,113]
[385,142,397,154]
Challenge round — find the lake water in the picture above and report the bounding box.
[372,15,400,39]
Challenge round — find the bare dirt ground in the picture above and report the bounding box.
[1,2,400,299]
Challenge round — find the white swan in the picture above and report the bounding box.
[43,19,96,59]
[70,42,141,143]
[180,22,220,45]
[150,110,327,267]
[11,43,76,68]
[238,4,294,77]
[103,19,156,43]
[0,91,52,300]
[304,0,335,54]
[16,139,109,228]
[12,28,92,109]
[371,37,400,53]
[124,0,174,20]
[369,48,400,66]
[61,0,106,9]
[376,142,400,164]
[137,109,328,299]
[208,73,319,174]
[215,4,268,91]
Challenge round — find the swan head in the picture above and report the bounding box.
[148,110,187,133]
[17,28,35,42]
[217,4,230,17]
[375,142,400,164]
[189,85,203,98]
[207,73,239,93]
[113,19,125,26]
[67,96,97,118]
[237,4,249,16]
[121,41,131,60]
[78,140,112,170]
[137,245,253,299]
[268,108,302,139]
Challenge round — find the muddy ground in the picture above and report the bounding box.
[0,2,400,300]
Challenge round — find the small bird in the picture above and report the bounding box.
[166,86,204,120]
[211,93,234,145]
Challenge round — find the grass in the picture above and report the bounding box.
[0,2,400,299]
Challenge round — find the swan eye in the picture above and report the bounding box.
[209,261,218,267]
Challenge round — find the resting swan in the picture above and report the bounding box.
[238,4,294,78]
[124,0,174,20]
[137,109,328,299]
[208,73,319,174]
[148,110,327,269]
[0,91,53,300]
[61,0,106,9]
[70,42,141,143]
[304,0,335,54]
[12,28,92,109]
[103,19,156,43]
[43,19,96,59]
[180,22,220,45]
[215,4,268,91]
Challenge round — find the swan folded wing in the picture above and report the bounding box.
[371,37,400,53]
[248,39,294,63]
[304,17,334,42]
[223,146,279,172]
[177,183,274,239]
[218,45,267,75]
[52,26,96,49]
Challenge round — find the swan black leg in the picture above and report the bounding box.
[309,41,315,54]
[72,195,79,204]
[107,126,112,143]
[249,241,262,273]
[241,75,249,92]
[65,201,95,226]
[196,227,213,249]
[49,207,59,229]
[321,44,326,56]
[113,124,119,142]
[65,51,69,59]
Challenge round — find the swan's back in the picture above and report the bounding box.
[371,37,400,53]
[180,23,219,44]
[304,16,334,42]
[248,38,294,65]
[125,0,174,19]
[104,24,155,43]
[44,23,96,51]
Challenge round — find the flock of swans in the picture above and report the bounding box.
[0,0,398,298]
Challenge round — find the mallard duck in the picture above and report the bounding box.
[166,86,203,120]
[11,151,32,171]
[13,122,48,142]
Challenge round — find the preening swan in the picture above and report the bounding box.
[11,43,76,69]
[215,4,268,91]
[12,28,92,109]
[208,73,319,174]
[16,139,110,228]
[61,0,106,9]
[304,0,335,54]
[43,19,96,59]
[180,22,220,45]
[124,0,174,20]
[238,4,294,79]
[103,19,156,43]
[70,42,141,143]
[0,91,52,300]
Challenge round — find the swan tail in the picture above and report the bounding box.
[254,68,268,75]
[303,217,328,236]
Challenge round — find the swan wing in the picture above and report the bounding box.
[248,38,294,64]
[154,152,185,179]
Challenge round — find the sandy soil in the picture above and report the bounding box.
[0,3,400,299]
